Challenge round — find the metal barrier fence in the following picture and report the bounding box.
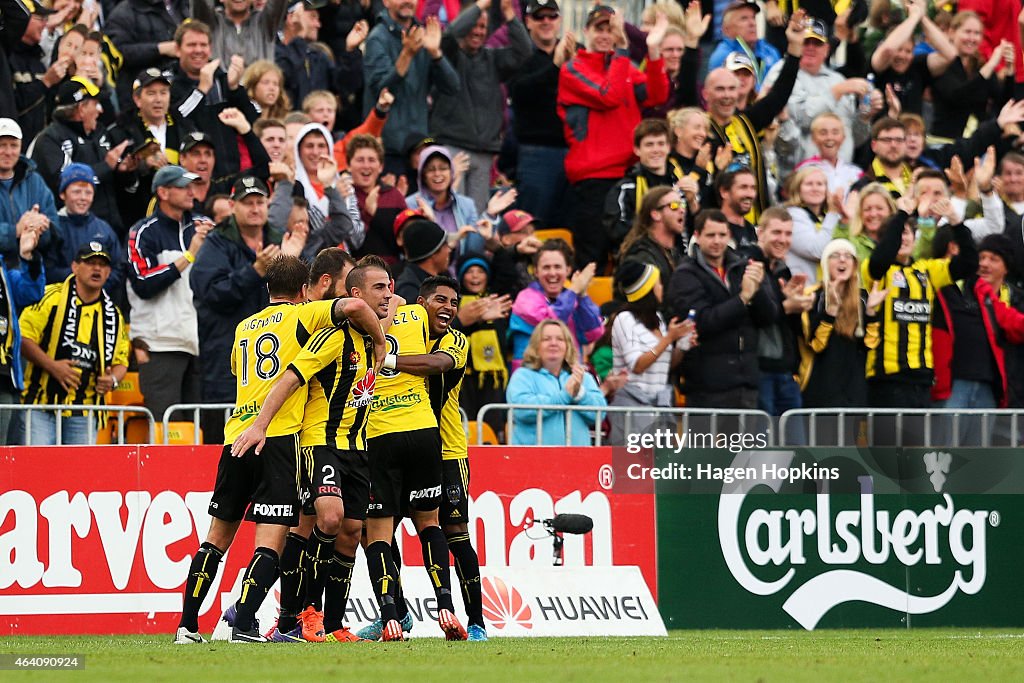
[778,408,1024,447]
[161,404,235,444]
[0,404,155,445]
[476,403,774,446]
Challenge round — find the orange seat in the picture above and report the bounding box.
[467,420,499,445]
[164,421,202,445]
[586,276,614,306]
[124,417,160,444]
[534,228,574,247]
[106,372,144,406]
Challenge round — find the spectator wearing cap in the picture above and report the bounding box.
[105,0,189,110]
[9,1,63,144]
[763,17,880,166]
[429,0,531,212]
[19,241,129,445]
[125,165,214,423]
[490,208,543,297]
[455,254,513,438]
[191,175,306,440]
[193,0,289,66]
[702,12,803,224]
[0,117,57,260]
[558,5,669,269]
[276,2,337,114]
[405,145,512,257]
[168,20,263,180]
[507,0,570,230]
[725,51,759,109]
[46,163,124,296]
[971,233,1024,408]
[363,0,459,175]
[0,186,45,444]
[178,115,272,214]
[399,133,438,195]
[30,77,132,236]
[708,1,781,90]
[509,238,603,369]
[394,219,454,301]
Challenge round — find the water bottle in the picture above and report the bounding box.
[862,73,875,112]
[680,309,697,351]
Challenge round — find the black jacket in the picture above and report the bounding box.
[189,217,284,402]
[758,259,800,374]
[394,261,431,303]
[29,117,127,235]
[666,248,776,395]
[0,0,31,119]
[10,40,51,145]
[105,0,187,109]
[507,44,565,148]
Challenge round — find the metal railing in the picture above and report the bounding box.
[476,403,774,446]
[0,404,155,445]
[161,404,234,444]
[778,408,1024,447]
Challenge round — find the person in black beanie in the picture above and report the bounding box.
[394,220,453,301]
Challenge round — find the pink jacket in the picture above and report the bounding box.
[508,282,605,370]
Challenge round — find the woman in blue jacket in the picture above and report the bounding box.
[506,318,606,445]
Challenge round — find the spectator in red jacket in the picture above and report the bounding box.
[557,5,669,269]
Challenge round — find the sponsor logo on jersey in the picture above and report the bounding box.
[348,369,376,408]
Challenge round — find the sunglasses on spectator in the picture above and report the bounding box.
[876,136,905,144]
[533,12,560,21]
[657,201,684,211]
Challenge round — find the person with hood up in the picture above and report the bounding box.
[268,121,365,254]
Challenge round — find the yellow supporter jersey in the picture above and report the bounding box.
[367,304,435,438]
[223,299,339,444]
[428,329,469,460]
[20,280,130,408]
[861,257,952,381]
[290,321,376,451]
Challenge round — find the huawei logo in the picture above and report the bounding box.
[348,370,375,407]
[481,577,532,630]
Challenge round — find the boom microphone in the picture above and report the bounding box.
[542,513,594,535]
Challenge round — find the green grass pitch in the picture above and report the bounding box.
[2,631,1023,681]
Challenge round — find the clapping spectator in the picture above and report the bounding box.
[794,112,864,194]
[506,318,606,445]
[489,209,543,298]
[508,239,604,369]
[785,167,842,283]
[834,182,897,263]
[11,3,66,144]
[0,118,57,260]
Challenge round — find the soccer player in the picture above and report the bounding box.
[173,256,386,644]
[362,265,467,641]
[396,275,486,641]
[276,248,358,642]
[232,255,392,643]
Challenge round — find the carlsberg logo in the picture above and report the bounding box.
[718,452,995,630]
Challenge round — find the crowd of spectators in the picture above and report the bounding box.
[5,0,1024,446]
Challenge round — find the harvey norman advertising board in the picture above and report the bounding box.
[633,447,1024,629]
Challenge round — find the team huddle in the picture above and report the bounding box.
[172,249,484,643]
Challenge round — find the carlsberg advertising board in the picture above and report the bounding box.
[652,448,1024,629]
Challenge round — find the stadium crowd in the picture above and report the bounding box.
[3,0,1024,447]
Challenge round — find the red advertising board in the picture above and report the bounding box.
[0,445,655,635]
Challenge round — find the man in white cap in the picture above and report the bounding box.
[0,117,57,260]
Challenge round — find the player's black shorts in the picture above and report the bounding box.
[367,427,442,517]
[300,445,371,520]
[440,457,470,526]
[209,434,300,526]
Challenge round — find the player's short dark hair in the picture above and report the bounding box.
[693,209,729,234]
[346,257,390,292]
[309,247,355,285]
[419,275,460,300]
[633,118,670,147]
[533,238,574,269]
[266,255,309,298]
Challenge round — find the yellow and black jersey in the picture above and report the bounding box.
[20,278,129,407]
[428,329,469,461]
[299,378,328,448]
[223,299,339,444]
[367,304,435,438]
[861,257,952,382]
[289,321,376,451]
